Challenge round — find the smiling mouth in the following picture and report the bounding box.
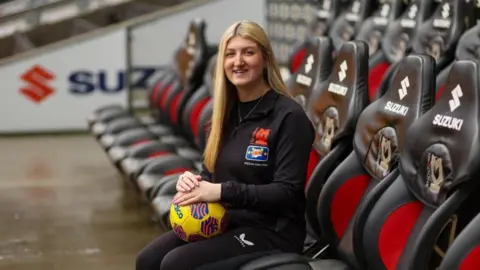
[233,69,248,74]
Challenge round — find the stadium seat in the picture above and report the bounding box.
[412,0,473,71]
[89,69,179,137]
[304,51,434,257]
[354,0,407,58]
[116,54,217,192]
[301,40,370,254]
[284,36,334,101]
[284,36,334,183]
[328,0,378,54]
[435,23,480,101]
[370,0,473,103]
[287,0,345,74]
[240,56,477,270]
[288,0,379,76]
[438,210,480,270]
[354,59,480,270]
[99,20,215,161]
[91,18,213,149]
[88,60,173,133]
[367,0,436,102]
[238,52,436,270]
[95,25,209,148]
[87,18,209,128]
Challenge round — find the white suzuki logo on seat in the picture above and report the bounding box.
[322,0,331,10]
[380,3,390,17]
[408,4,418,19]
[234,233,255,247]
[351,1,360,13]
[441,3,450,19]
[449,84,463,112]
[398,76,409,100]
[305,54,314,73]
[338,60,348,82]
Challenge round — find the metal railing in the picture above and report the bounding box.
[0,0,141,38]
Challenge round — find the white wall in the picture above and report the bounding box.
[128,0,266,68]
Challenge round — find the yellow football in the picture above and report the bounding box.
[169,202,228,242]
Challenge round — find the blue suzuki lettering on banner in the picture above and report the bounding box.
[69,67,159,94]
[245,146,269,162]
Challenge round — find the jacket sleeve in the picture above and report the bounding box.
[220,108,315,213]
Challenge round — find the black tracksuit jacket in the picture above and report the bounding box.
[200,89,315,252]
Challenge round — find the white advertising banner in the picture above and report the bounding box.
[0,28,128,133]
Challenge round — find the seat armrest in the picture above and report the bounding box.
[239,253,310,270]
[309,259,351,270]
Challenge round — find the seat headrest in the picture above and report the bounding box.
[355,0,407,56]
[328,0,377,52]
[306,40,369,155]
[174,18,208,86]
[354,54,435,180]
[288,36,334,108]
[400,60,480,208]
[381,0,436,64]
[455,25,480,61]
[412,0,475,70]
[204,54,217,96]
[313,0,345,36]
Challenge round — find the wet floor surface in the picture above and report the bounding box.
[0,135,161,270]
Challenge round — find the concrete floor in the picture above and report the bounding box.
[0,135,160,270]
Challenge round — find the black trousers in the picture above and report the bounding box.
[136,226,284,270]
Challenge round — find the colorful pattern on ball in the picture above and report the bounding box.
[188,234,206,242]
[169,202,228,243]
[220,214,228,232]
[201,216,219,236]
[172,224,187,242]
[190,203,209,220]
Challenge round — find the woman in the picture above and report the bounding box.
[136,20,315,270]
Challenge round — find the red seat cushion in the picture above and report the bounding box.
[368,61,390,101]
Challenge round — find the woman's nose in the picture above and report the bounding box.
[234,54,244,66]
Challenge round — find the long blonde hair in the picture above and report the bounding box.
[203,20,291,172]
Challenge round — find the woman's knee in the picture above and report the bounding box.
[136,247,160,270]
[160,247,192,270]
[136,232,183,270]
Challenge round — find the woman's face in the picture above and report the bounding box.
[224,36,266,88]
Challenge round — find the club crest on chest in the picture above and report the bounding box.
[245,127,271,164]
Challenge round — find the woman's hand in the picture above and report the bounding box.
[172,181,222,206]
[176,171,202,192]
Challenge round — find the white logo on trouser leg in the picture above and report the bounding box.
[234,233,255,247]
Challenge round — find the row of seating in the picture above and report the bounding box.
[86,0,480,269]
[241,40,480,270]
[88,18,218,231]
